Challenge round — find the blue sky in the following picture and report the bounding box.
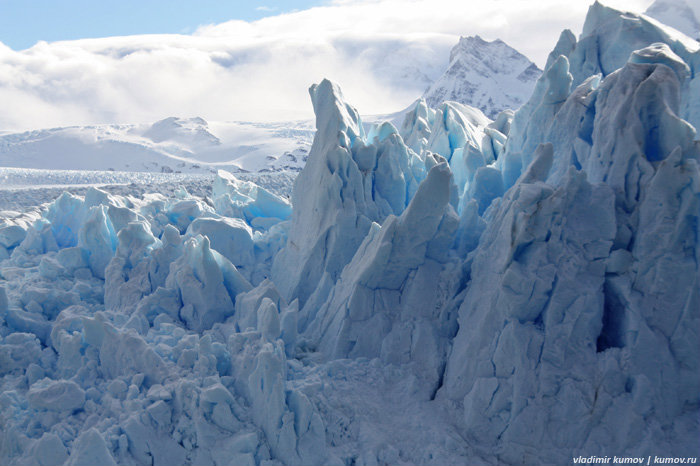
[0,0,326,50]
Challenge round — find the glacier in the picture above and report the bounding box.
[0,2,699,465]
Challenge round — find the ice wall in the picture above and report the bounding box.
[439,30,699,466]
[271,79,478,327]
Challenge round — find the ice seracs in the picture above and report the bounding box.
[0,179,336,465]
[306,161,460,395]
[439,11,700,466]
[272,79,429,312]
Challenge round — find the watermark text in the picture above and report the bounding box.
[573,456,698,465]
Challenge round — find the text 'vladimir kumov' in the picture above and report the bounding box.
[573,456,698,465]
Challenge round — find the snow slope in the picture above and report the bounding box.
[645,0,700,40]
[0,117,313,174]
[0,3,698,466]
[422,36,541,118]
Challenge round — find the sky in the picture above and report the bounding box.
[0,1,326,50]
[0,0,674,131]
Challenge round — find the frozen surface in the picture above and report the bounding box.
[0,119,314,175]
[0,168,295,212]
[0,4,698,466]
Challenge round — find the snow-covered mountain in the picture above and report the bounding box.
[0,35,540,175]
[0,117,313,174]
[645,0,700,40]
[422,35,541,118]
[0,3,698,466]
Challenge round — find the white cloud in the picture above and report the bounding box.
[0,0,654,131]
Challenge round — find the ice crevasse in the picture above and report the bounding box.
[0,2,698,465]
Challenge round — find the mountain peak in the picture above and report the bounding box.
[449,35,510,63]
[424,36,542,118]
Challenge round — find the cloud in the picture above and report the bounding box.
[0,0,654,131]
[195,0,652,65]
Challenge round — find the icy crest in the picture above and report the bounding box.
[272,79,431,311]
[570,1,700,129]
[645,0,700,41]
[212,170,291,226]
[503,2,700,189]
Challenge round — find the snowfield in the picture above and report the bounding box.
[0,119,314,175]
[0,3,699,466]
